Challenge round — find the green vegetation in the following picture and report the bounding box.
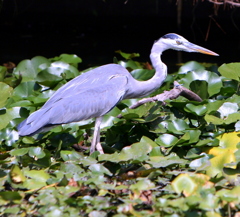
[0,53,240,216]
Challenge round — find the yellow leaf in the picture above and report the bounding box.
[10,165,26,184]
[202,132,240,178]
[218,131,240,149]
[172,174,197,197]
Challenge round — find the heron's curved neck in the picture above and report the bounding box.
[150,42,167,78]
[126,41,167,99]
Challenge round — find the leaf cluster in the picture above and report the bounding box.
[0,53,240,216]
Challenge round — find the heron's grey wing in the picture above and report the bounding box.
[43,64,129,108]
[18,75,128,136]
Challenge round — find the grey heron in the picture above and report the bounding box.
[18,33,218,153]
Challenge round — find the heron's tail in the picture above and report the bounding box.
[17,108,53,136]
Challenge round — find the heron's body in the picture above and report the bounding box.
[18,33,218,153]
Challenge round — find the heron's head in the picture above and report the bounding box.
[156,33,219,56]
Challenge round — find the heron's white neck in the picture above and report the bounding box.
[125,40,168,99]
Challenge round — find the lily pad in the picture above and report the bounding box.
[218,62,240,81]
[0,82,13,108]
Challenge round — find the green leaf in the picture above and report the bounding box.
[167,119,188,134]
[29,147,46,159]
[180,70,222,97]
[59,54,82,68]
[148,155,188,168]
[155,134,178,147]
[4,207,20,214]
[172,174,197,196]
[0,66,7,81]
[178,61,205,74]
[206,100,223,114]
[0,82,13,108]
[12,81,36,100]
[131,69,155,81]
[185,148,202,159]
[118,59,141,70]
[0,191,22,201]
[235,121,240,131]
[189,153,211,171]
[24,170,50,182]
[0,107,21,130]
[218,62,240,81]
[190,80,209,100]
[217,102,238,118]
[140,136,158,148]
[36,61,79,86]
[89,164,112,176]
[23,170,50,189]
[60,150,84,162]
[98,137,152,163]
[13,59,38,82]
[31,56,51,71]
[130,179,155,191]
[185,103,207,116]
[10,148,29,156]
[204,114,224,125]
[10,165,26,184]
[116,50,140,60]
[224,113,240,125]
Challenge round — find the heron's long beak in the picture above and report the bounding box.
[184,42,219,56]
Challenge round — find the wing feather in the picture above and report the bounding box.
[18,73,128,136]
[44,64,129,107]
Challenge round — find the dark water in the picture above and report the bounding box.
[0,0,239,70]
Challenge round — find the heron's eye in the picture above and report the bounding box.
[176,40,182,45]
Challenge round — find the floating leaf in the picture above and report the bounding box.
[0,192,22,201]
[0,107,21,130]
[10,165,26,184]
[89,164,112,176]
[218,131,240,149]
[185,104,207,116]
[178,61,205,74]
[218,62,240,81]
[0,82,13,108]
[172,174,197,197]
[98,136,152,163]
[118,59,141,70]
[202,132,240,177]
[60,150,81,162]
[235,121,240,131]
[13,56,49,82]
[204,114,224,125]
[29,147,46,159]
[167,119,188,134]
[23,170,50,189]
[148,155,187,168]
[206,100,223,114]
[190,80,209,100]
[0,66,7,81]
[12,81,36,100]
[155,134,178,147]
[10,148,29,156]
[189,153,211,171]
[115,50,140,60]
[180,70,222,97]
[217,102,238,118]
[130,179,155,191]
[59,54,82,68]
[131,69,155,81]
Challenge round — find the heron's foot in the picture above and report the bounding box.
[96,142,104,154]
[90,143,104,154]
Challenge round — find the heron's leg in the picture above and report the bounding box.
[90,116,103,154]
